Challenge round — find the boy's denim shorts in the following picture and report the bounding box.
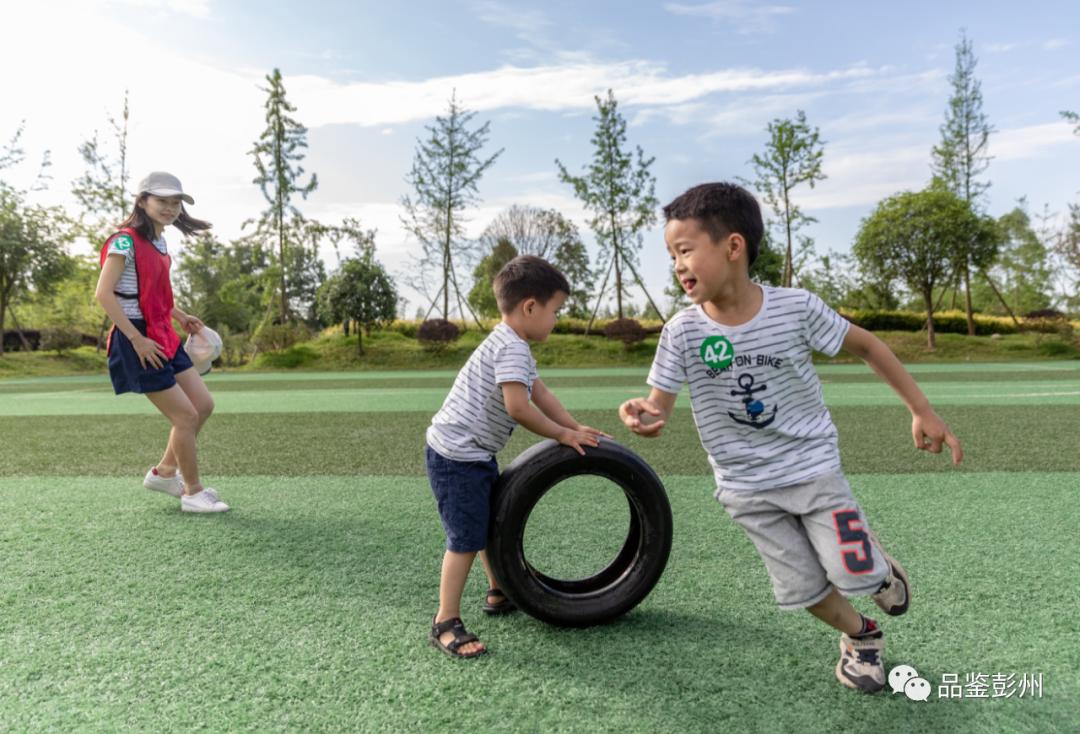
[108,319,194,395]
[425,444,499,553]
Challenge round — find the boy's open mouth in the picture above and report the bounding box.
[681,278,697,292]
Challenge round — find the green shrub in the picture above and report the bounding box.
[254,323,313,353]
[1036,340,1077,357]
[255,344,318,368]
[39,327,84,355]
[841,309,1020,336]
[218,328,254,367]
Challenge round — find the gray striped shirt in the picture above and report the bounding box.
[647,286,851,492]
[103,232,169,320]
[427,322,538,462]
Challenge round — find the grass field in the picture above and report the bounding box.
[1,362,1078,732]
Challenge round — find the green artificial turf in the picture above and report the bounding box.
[1,365,1077,732]
[0,473,1076,733]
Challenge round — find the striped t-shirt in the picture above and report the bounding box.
[647,286,851,492]
[103,232,169,320]
[426,322,539,462]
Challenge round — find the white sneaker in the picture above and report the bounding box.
[181,489,230,513]
[174,473,223,506]
[144,467,183,498]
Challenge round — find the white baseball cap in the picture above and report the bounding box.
[137,171,194,205]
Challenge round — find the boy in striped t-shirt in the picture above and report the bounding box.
[426,255,608,659]
[619,183,963,693]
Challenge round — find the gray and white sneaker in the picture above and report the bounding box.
[144,467,183,498]
[836,630,886,693]
[869,534,910,616]
[181,489,230,513]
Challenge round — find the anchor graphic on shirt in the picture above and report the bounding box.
[727,373,778,429]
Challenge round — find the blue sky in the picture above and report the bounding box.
[2,0,1078,313]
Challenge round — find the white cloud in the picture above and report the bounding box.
[1042,38,1068,51]
[986,42,1017,54]
[796,120,1078,211]
[664,1,795,34]
[472,0,550,35]
[993,121,1077,160]
[287,62,880,128]
[1,2,261,247]
[100,0,211,19]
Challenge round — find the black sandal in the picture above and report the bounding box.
[429,616,487,658]
[482,587,517,615]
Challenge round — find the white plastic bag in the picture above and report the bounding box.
[185,326,223,376]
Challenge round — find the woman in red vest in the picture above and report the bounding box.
[94,172,229,513]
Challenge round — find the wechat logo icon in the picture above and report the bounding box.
[890,664,931,701]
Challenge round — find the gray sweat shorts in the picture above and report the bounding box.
[716,471,889,611]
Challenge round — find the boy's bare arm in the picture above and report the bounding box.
[841,324,963,464]
[531,378,610,437]
[619,387,678,437]
[530,378,577,428]
[502,381,600,455]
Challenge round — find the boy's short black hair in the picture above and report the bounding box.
[662,182,764,267]
[494,255,571,314]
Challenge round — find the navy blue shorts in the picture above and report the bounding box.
[108,319,194,395]
[425,444,499,553]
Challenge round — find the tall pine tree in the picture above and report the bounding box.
[401,92,501,323]
[746,110,826,288]
[931,31,996,335]
[249,68,318,325]
[557,89,662,326]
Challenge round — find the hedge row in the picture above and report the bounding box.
[385,310,1075,338]
[840,309,1077,336]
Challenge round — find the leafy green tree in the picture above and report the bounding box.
[26,256,100,335]
[1,126,66,354]
[854,188,986,348]
[318,253,397,354]
[174,234,272,333]
[477,204,594,317]
[751,234,785,286]
[746,110,826,288]
[284,217,328,324]
[972,205,1054,315]
[798,252,853,309]
[402,92,501,323]
[551,237,594,318]
[0,189,71,354]
[931,31,996,334]
[557,89,662,325]
[467,237,518,318]
[248,68,318,325]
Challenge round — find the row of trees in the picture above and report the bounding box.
[2,30,1078,358]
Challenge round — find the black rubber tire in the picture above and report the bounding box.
[487,437,673,627]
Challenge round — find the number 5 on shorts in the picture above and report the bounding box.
[832,509,875,574]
